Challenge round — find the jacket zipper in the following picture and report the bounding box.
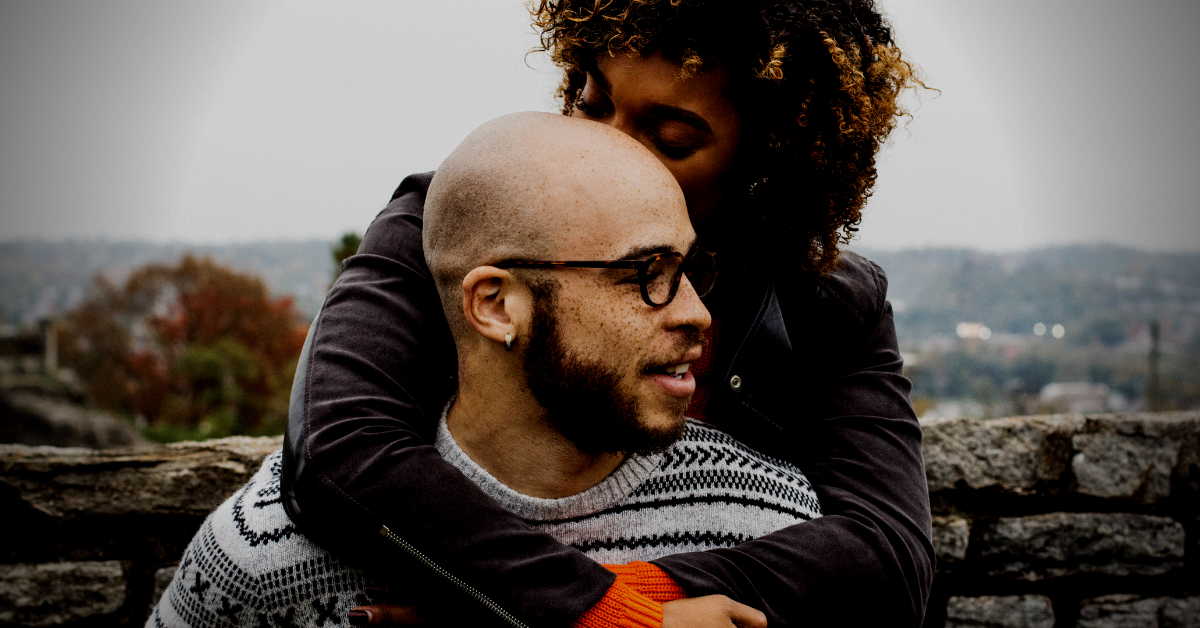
[378,525,530,628]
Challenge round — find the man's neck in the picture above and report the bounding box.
[447,379,625,499]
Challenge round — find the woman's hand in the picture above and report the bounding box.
[346,596,767,628]
[662,596,767,628]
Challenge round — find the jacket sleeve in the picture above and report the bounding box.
[651,258,935,628]
[285,173,616,628]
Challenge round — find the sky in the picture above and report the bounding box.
[1,0,1197,251]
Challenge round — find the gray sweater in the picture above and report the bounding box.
[150,419,820,627]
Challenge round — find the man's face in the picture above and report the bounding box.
[518,224,711,455]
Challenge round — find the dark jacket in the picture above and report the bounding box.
[282,172,933,628]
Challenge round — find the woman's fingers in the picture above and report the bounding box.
[662,595,767,628]
[726,599,768,628]
[347,604,427,625]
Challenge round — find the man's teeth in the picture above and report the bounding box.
[663,364,690,377]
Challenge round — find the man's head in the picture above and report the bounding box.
[424,112,710,455]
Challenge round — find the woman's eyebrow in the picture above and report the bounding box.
[588,65,713,135]
[645,105,714,135]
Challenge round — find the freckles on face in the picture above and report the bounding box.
[569,53,743,229]
[548,253,704,423]
[552,272,650,370]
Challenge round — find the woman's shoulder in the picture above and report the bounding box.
[796,249,890,332]
[817,250,888,319]
[387,171,436,210]
[354,172,436,260]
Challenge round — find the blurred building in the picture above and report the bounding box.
[1034,382,1129,414]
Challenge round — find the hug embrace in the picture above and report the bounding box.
[151,1,933,627]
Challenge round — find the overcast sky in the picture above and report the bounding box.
[1,0,1197,251]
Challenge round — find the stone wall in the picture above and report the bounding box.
[0,412,1195,627]
[924,412,1198,628]
[0,437,280,626]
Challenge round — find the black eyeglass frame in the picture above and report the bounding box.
[494,250,718,307]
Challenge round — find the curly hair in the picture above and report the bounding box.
[531,0,924,276]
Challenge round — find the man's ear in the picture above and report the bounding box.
[462,266,531,348]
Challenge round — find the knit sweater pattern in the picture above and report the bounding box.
[149,419,821,627]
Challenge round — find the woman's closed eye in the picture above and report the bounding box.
[648,122,706,159]
[574,77,612,118]
[574,96,609,118]
[572,69,712,161]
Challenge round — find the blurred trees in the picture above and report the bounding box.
[331,232,362,281]
[58,255,308,441]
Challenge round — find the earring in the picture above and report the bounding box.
[504,333,513,351]
[748,177,768,195]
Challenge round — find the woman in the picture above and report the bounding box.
[281,1,932,626]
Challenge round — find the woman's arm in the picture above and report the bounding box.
[651,258,934,628]
[285,173,931,626]
[282,173,619,627]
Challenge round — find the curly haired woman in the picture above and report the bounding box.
[281,1,933,626]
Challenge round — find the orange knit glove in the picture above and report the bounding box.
[570,563,686,628]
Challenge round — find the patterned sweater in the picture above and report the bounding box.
[149,419,821,627]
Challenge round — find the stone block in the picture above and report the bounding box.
[147,563,178,618]
[978,512,1185,580]
[932,515,971,562]
[945,595,1054,628]
[0,436,282,518]
[921,414,1082,493]
[0,560,126,626]
[1070,412,1199,503]
[1072,432,1178,503]
[1163,598,1200,628]
[1078,594,1200,628]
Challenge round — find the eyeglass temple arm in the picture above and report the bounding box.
[494,260,647,269]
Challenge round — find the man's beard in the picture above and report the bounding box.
[521,280,694,456]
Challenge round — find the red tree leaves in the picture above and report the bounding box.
[60,255,308,440]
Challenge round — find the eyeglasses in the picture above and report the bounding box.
[495,250,718,307]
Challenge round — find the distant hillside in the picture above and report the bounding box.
[4,241,1198,353]
[0,240,333,328]
[854,245,1200,350]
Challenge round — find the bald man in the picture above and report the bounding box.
[149,113,820,628]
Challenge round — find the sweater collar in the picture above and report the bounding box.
[434,411,663,521]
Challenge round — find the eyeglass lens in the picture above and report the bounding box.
[645,253,716,305]
[685,252,717,298]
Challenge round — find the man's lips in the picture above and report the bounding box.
[643,344,705,398]
[646,368,696,398]
[644,345,704,375]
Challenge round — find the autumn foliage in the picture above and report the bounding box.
[59,255,308,440]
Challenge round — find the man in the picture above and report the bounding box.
[149,113,820,628]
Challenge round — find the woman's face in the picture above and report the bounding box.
[570,52,743,229]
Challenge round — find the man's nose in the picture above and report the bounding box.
[665,274,712,332]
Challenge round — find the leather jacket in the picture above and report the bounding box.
[282,172,934,628]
